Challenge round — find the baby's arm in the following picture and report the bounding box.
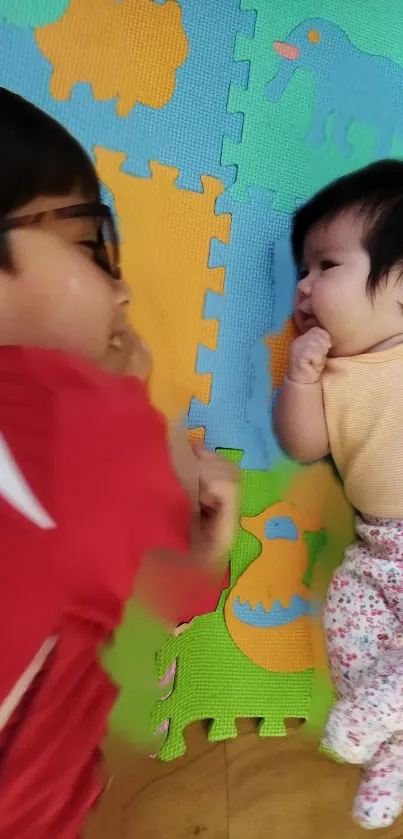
[274,327,330,462]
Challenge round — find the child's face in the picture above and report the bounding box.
[295,212,403,356]
[1,192,131,364]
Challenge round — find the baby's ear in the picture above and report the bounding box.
[396,274,403,307]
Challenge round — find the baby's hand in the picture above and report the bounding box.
[288,327,331,384]
[192,447,239,570]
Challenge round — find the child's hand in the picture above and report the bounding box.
[101,324,152,381]
[191,447,239,570]
[288,327,331,385]
[169,417,200,511]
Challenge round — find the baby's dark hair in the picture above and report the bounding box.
[292,160,403,294]
[0,87,100,269]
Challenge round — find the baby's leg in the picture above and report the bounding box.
[323,529,401,763]
[325,642,403,764]
[353,735,403,829]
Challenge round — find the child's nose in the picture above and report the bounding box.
[115,278,131,308]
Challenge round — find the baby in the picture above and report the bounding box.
[275,159,403,830]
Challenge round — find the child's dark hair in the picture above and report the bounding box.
[292,160,403,294]
[0,87,100,269]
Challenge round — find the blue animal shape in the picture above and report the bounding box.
[266,18,403,158]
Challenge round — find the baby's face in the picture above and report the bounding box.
[295,212,403,356]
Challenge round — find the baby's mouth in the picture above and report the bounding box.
[295,307,320,332]
[303,313,320,328]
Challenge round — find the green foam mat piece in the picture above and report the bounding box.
[153,450,327,761]
[102,599,169,748]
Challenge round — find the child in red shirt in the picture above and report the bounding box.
[0,88,238,837]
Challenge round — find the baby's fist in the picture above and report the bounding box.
[288,327,331,384]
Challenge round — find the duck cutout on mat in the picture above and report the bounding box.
[225,500,322,673]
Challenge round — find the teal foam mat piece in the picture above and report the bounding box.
[222,0,403,209]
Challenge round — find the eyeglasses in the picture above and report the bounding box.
[0,202,121,280]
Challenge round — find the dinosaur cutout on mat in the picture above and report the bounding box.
[266,18,403,157]
[225,500,321,672]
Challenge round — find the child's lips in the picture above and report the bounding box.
[108,332,124,350]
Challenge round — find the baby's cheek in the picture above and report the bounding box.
[313,282,343,330]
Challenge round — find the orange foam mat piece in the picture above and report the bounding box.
[96,149,231,422]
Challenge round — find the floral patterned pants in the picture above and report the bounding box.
[323,515,403,829]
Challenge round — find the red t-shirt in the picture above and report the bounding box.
[0,347,224,838]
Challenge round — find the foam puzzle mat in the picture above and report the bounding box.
[0,0,398,758]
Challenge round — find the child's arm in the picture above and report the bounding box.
[133,443,238,627]
[102,334,235,623]
[274,327,331,462]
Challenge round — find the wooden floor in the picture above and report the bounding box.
[85,721,403,838]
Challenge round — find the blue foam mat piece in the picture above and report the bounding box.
[189,187,296,470]
[0,2,255,192]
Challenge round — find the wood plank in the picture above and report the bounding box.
[86,722,403,838]
[226,726,403,839]
[85,724,228,839]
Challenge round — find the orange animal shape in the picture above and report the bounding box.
[225,501,321,672]
[36,0,188,116]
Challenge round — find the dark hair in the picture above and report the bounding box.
[291,159,403,294]
[0,87,100,269]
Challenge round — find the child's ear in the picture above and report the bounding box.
[0,233,14,276]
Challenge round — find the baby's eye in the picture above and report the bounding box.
[298,268,309,280]
[320,259,338,271]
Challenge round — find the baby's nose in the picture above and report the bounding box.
[296,275,311,299]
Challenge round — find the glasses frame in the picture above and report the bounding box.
[0,202,121,280]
